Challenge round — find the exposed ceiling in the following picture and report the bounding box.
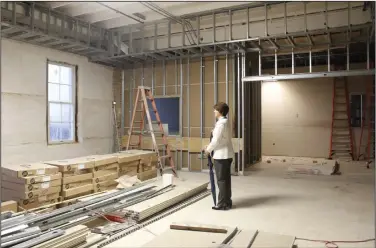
[41,1,251,29]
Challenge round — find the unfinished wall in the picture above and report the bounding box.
[2,39,114,165]
[113,56,245,171]
[261,64,372,158]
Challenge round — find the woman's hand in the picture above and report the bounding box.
[202,146,209,156]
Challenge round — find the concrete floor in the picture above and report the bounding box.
[106,160,375,248]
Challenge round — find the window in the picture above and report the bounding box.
[146,97,180,135]
[350,93,366,127]
[47,61,76,144]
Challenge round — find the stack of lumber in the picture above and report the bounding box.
[124,182,208,222]
[45,158,95,202]
[1,163,61,210]
[34,225,90,248]
[88,154,119,192]
[115,150,158,181]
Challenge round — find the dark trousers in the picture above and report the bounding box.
[214,158,233,207]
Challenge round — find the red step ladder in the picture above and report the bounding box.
[329,76,354,160]
[126,86,177,177]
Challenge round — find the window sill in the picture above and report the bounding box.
[48,141,78,146]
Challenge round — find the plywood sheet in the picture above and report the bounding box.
[189,84,201,127]
[142,227,236,248]
[251,231,295,248]
[227,229,258,248]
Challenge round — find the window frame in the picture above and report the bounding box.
[46,60,78,145]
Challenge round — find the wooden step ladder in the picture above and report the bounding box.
[329,77,354,160]
[126,86,177,177]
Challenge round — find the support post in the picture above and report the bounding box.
[274,50,278,75]
[237,53,241,175]
[129,26,133,54]
[246,8,250,38]
[241,52,246,175]
[179,58,183,169]
[213,13,216,43]
[141,64,144,86]
[292,49,295,74]
[154,23,158,50]
[214,55,218,125]
[168,21,171,48]
[200,56,204,171]
[367,38,370,70]
[187,55,191,171]
[265,3,268,37]
[309,49,312,73]
[197,16,200,45]
[229,10,232,41]
[121,69,125,138]
[182,22,185,46]
[258,40,262,76]
[327,47,331,72]
[30,3,35,31]
[175,59,178,94]
[163,60,166,96]
[284,2,287,35]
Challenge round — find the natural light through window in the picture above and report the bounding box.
[47,61,76,144]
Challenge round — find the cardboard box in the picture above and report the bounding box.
[1,200,17,213]
[2,186,61,200]
[2,163,59,178]
[2,179,61,192]
[93,168,118,178]
[2,173,62,185]
[45,158,95,172]
[62,184,93,198]
[94,180,117,189]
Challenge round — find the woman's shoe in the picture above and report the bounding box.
[212,205,230,211]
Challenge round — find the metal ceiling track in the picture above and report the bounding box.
[1,2,374,69]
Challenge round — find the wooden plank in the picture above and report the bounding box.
[250,231,295,248]
[170,222,228,233]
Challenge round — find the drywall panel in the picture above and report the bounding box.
[2,39,113,165]
[261,64,372,158]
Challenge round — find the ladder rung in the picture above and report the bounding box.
[159,155,171,159]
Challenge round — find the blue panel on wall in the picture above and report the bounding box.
[147,97,180,135]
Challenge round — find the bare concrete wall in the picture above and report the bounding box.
[2,39,114,165]
[262,65,372,158]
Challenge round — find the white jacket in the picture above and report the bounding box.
[206,117,234,160]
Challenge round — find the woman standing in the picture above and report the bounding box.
[203,102,234,210]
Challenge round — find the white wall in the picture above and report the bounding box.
[2,39,114,165]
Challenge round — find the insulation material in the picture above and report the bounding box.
[1,201,17,213]
[2,186,60,200]
[2,163,59,178]
[116,175,141,189]
[18,197,62,211]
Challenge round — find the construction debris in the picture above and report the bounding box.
[287,159,340,176]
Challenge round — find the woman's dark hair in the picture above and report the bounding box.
[214,102,229,117]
